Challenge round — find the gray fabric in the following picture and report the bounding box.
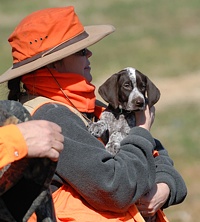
[154,139,187,208]
[33,103,187,213]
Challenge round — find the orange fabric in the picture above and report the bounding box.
[28,213,36,222]
[153,150,159,157]
[156,210,169,222]
[94,105,106,119]
[22,68,96,113]
[0,125,27,169]
[52,185,144,222]
[28,197,169,222]
[9,6,84,64]
[28,185,143,222]
[28,184,168,222]
[51,185,168,222]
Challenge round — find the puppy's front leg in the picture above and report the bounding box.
[105,132,123,155]
[88,120,108,138]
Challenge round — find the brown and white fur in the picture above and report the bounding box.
[88,67,160,155]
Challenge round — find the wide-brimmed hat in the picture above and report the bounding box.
[0,6,115,83]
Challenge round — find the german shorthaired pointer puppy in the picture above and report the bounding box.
[88,67,160,155]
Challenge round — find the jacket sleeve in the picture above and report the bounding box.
[0,125,28,169]
[33,103,157,213]
[154,139,187,208]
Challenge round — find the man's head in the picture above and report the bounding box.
[0,6,115,83]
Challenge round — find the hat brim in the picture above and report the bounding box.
[0,25,115,83]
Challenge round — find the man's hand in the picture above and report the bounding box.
[17,120,64,161]
[135,105,155,131]
[136,183,170,218]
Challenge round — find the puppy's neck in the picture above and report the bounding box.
[107,104,132,116]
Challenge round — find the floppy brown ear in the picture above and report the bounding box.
[98,73,120,109]
[146,77,161,107]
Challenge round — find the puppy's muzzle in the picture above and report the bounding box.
[134,97,145,108]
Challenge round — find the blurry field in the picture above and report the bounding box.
[0,0,200,221]
[152,102,200,221]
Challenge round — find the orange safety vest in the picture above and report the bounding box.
[51,183,168,222]
[24,97,169,222]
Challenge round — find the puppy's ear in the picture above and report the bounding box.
[98,73,120,109]
[146,77,161,107]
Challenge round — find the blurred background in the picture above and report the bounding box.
[0,0,200,221]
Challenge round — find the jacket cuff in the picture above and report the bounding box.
[0,124,28,169]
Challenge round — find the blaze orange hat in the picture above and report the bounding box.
[0,6,115,83]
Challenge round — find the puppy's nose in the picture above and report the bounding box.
[135,98,144,107]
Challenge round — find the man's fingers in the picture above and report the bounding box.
[47,148,60,162]
[49,121,62,133]
[51,140,64,153]
[54,131,64,143]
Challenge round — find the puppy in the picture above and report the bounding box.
[88,67,160,155]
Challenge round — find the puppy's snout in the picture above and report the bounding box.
[134,98,145,108]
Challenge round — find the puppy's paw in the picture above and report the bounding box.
[105,132,122,155]
[105,142,120,155]
[88,120,108,138]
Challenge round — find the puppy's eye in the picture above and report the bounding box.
[123,82,132,90]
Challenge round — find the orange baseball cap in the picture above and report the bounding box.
[0,6,115,83]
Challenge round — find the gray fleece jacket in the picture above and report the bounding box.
[33,103,187,213]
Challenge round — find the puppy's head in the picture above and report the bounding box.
[98,67,160,111]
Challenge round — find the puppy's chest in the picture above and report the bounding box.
[102,110,136,135]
